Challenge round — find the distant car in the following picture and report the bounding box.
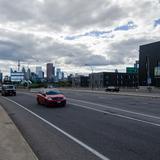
[105,86,120,92]
[37,89,66,107]
[1,84,16,96]
[0,86,2,93]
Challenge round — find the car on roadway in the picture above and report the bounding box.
[1,84,16,96]
[105,86,120,92]
[37,89,66,107]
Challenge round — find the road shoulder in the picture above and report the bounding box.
[0,105,38,160]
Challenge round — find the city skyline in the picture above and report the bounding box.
[8,63,65,77]
[0,0,160,75]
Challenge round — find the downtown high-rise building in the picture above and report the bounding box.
[26,68,31,80]
[46,63,55,82]
[56,68,61,81]
[36,66,44,79]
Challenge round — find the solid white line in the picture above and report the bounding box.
[69,102,160,127]
[2,97,110,160]
[17,92,160,127]
[20,91,159,120]
[69,98,160,120]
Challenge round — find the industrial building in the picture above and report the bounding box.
[139,41,160,87]
[72,75,89,87]
[89,72,138,88]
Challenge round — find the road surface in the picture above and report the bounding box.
[0,90,160,160]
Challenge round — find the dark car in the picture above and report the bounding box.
[1,84,16,96]
[105,86,120,92]
[37,89,66,107]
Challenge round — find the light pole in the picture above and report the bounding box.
[85,64,94,90]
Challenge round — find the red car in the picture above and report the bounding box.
[37,89,66,107]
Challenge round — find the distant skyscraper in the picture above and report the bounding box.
[46,63,55,82]
[22,67,26,73]
[56,68,61,81]
[26,68,31,80]
[61,72,64,80]
[22,67,27,80]
[36,66,42,75]
[36,66,44,79]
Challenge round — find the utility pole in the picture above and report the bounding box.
[91,66,94,90]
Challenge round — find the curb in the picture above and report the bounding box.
[0,105,38,160]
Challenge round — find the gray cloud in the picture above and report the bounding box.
[0,0,160,75]
[107,37,158,65]
[0,0,37,22]
[64,53,108,66]
[0,0,159,31]
[0,31,36,61]
[39,0,127,30]
[0,0,128,30]
[0,28,158,70]
[0,30,108,66]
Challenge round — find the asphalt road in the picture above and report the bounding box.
[0,90,160,160]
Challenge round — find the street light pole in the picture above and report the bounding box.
[91,66,94,90]
[85,64,94,90]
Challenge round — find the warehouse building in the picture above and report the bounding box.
[139,41,160,87]
[89,72,138,88]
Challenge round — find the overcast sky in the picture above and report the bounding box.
[0,0,160,75]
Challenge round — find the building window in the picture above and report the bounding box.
[105,75,109,79]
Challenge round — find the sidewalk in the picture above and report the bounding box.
[0,105,38,160]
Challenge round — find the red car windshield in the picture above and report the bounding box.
[46,90,62,95]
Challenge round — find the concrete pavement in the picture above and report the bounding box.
[0,105,38,160]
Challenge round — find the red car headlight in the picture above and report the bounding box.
[46,97,52,100]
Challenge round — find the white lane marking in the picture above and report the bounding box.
[2,97,110,160]
[17,92,160,127]
[69,102,160,127]
[69,98,160,120]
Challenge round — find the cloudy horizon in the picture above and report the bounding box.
[0,0,160,76]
